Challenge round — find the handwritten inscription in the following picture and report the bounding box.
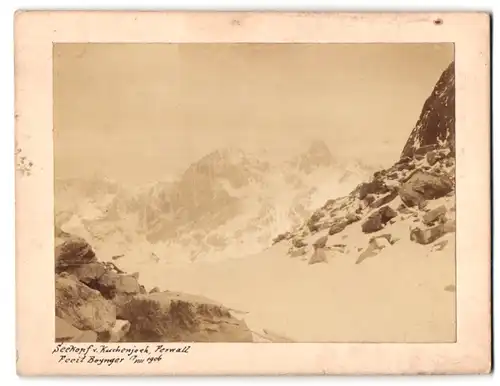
[52,343,191,366]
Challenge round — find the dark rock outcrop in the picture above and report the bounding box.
[361,206,397,233]
[401,61,455,159]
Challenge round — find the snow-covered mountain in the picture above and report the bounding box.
[55,140,378,264]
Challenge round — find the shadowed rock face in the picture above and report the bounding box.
[401,61,455,159]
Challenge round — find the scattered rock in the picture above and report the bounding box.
[119,292,253,342]
[401,61,455,159]
[55,273,116,333]
[64,262,107,287]
[414,144,439,157]
[98,271,141,299]
[272,232,291,244]
[443,219,456,233]
[361,206,397,233]
[356,234,393,264]
[432,239,449,251]
[289,246,307,257]
[308,248,327,265]
[399,170,453,207]
[410,224,447,245]
[370,188,398,209]
[345,213,361,224]
[108,319,131,342]
[423,205,447,225]
[369,234,392,245]
[397,204,413,214]
[313,235,329,249]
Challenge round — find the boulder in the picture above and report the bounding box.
[356,235,391,265]
[359,179,389,200]
[363,194,375,206]
[361,206,397,233]
[149,286,160,294]
[55,236,96,273]
[309,210,325,223]
[370,189,398,209]
[55,273,116,333]
[65,262,107,287]
[292,238,307,248]
[308,248,327,265]
[55,316,98,343]
[414,144,439,157]
[426,150,444,166]
[422,205,447,225]
[119,291,253,342]
[399,171,453,207]
[410,224,447,245]
[400,61,455,160]
[328,214,359,236]
[345,213,361,224]
[108,319,131,343]
[313,235,329,249]
[329,221,347,236]
[98,271,141,299]
[272,232,291,244]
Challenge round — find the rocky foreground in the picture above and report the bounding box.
[55,61,456,343]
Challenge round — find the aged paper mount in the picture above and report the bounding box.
[15,11,491,376]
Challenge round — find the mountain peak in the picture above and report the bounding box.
[290,139,335,172]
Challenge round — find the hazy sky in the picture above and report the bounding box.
[54,43,454,184]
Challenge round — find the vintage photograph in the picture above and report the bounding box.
[53,43,456,344]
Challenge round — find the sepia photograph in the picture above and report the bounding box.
[14,11,490,376]
[53,42,457,344]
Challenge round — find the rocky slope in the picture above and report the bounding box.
[401,61,455,158]
[273,61,456,268]
[54,60,455,344]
